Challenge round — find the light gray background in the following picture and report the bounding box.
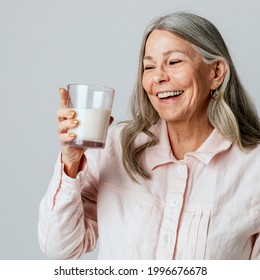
[0,0,259,259]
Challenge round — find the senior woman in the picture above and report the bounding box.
[38,12,260,259]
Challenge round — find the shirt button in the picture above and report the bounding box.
[255,218,260,226]
[164,234,172,244]
[177,165,186,174]
[170,200,179,208]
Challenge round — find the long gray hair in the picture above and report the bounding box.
[121,12,260,182]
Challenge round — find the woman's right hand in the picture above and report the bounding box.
[57,88,86,178]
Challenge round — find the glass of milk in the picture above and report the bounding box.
[67,84,115,148]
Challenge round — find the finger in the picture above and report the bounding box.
[57,108,76,122]
[59,132,77,143]
[59,87,70,108]
[58,119,79,134]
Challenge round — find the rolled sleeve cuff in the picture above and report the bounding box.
[49,153,88,209]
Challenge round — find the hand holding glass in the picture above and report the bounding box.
[67,84,115,148]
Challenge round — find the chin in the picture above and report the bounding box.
[158,112,179,122]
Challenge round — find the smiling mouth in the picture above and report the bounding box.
[158,91,184,99]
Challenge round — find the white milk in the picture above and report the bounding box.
[69,108,111,142]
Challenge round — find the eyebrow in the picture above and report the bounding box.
[143,50,188,61]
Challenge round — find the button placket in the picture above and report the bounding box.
[177,164,186,175]
[156,163,188,259]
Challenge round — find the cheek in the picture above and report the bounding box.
[174,68,208,93]
[170,69,193,88]
[142,74,150,93]
[146,93,159,112]
[196,64,214,89]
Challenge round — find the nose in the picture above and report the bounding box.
[152,67,170,84]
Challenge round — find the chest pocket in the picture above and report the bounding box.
[174,209,211,259]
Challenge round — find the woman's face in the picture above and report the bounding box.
[142,29,215,124]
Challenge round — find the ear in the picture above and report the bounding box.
[210,60,227,90]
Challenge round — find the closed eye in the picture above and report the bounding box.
[169,60,182,65]
[143,65,155,71]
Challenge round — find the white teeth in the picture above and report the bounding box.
[158,91,183,99]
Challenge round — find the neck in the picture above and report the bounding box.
[167,118,214,160]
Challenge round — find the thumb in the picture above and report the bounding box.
[59,87,69,108]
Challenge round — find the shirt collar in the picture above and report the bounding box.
[143,119,232,170]
[185,128,232,165]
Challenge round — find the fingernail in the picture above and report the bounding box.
[68,133,76,138]
[71,120,79,125]
[68,110,76,117]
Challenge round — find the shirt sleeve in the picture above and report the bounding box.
[38,153,98,259]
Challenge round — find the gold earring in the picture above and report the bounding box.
[210,89,218,100]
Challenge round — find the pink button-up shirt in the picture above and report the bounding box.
[38,119,260,259]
